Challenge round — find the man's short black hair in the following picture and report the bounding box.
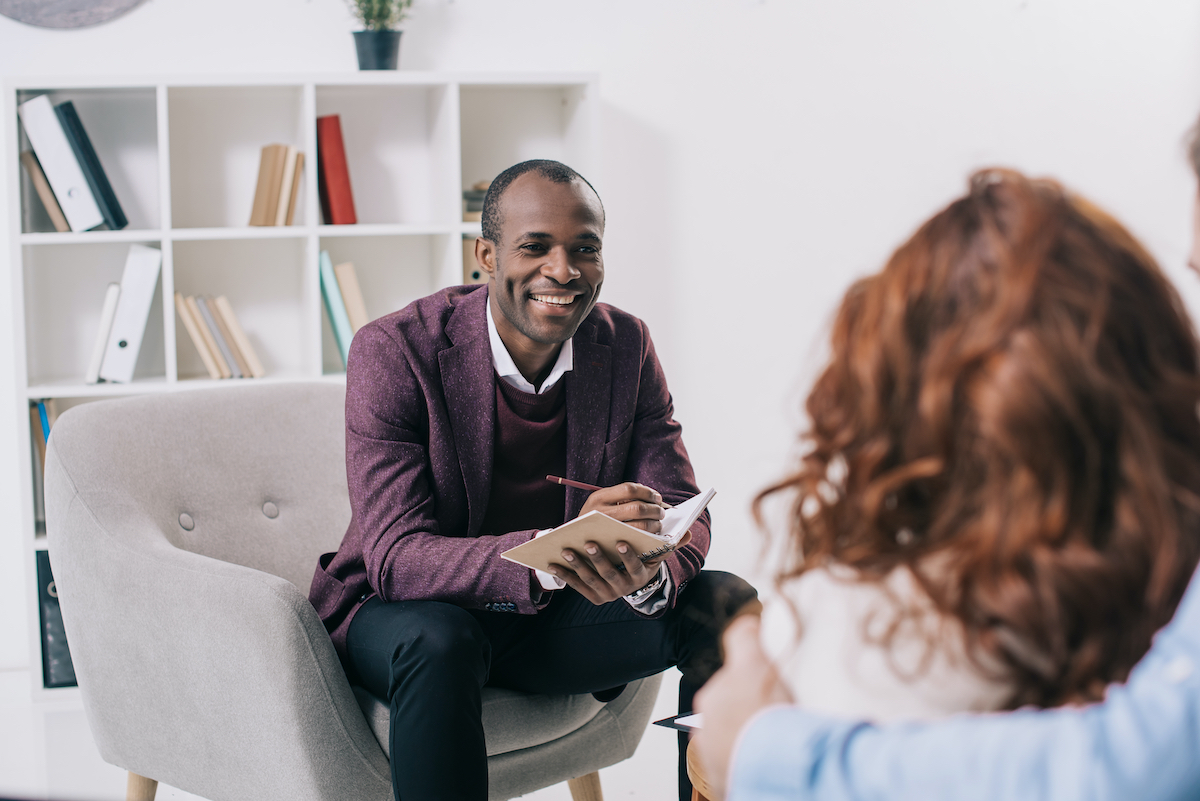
[480,159,604,244]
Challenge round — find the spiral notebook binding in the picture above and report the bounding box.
[639,542,676,560]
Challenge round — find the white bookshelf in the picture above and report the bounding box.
[4,72,598,698]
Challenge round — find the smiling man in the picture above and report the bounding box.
[309,160,756,801]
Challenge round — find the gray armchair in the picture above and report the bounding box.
[43,382,661,801]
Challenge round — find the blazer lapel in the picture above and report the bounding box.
[565,321,612,496]
[439,288,495,537]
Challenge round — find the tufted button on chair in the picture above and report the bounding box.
[43,382,661,801]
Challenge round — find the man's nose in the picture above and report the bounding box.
[542,248,581,283]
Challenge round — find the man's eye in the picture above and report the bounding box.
[577,246,599,254]
[521,243,546,253]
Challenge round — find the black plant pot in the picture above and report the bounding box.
[354,30,402,70]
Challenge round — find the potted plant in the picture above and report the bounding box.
[347,0,413,70]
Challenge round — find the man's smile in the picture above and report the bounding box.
[529,293,579,309]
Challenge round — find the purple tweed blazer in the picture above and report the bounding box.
[308,284,710,661]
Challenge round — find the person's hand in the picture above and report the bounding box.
[551,482,683,605]
[550,529,692,605]
[693,615,793,798]
[578,481,667,532]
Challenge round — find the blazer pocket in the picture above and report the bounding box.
[310,552,350,614]
[600,420,635,481]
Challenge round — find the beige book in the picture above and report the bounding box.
[19,151,69,233]
[185,295,231,378]
[213,295,265,378]
[205,295,252,377]
[283,151,304,226]
[249,144,288,226]
[273,146,298,227]
[333,261,370,333]
[175,293,222,379]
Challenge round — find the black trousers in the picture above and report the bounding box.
[345,570,757,801]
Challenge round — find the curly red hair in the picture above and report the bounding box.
[758,169,1200,707]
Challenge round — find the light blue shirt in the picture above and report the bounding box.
[729,565,1200,800]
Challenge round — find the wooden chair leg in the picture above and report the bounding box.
[686,740,717,801]
[567,770,604,801]
[126,771,157,801]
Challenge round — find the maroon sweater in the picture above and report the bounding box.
[479,376,568,537]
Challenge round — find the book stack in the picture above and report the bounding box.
[29,398,58,534]
[319,251,370,367]
[86,244,162,384]
[249,144,305,226]
[18,94,128,233]
[462,179,489,222]
[316,115,357,225]
[174,294,265,380]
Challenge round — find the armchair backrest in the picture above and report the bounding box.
[48,381,349,591]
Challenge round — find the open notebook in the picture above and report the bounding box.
[500,487,716,574]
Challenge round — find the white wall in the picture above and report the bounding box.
[1,0,1198,671]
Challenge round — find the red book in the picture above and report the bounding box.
[316,115,357,225]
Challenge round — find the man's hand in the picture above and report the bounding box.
[693,615,793,799]
[578,481,667,532]
[550,482,685,605]
[550,529,692,605]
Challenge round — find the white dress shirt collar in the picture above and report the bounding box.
[486,299,574,395]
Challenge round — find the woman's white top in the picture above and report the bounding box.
[760,563,1014,723]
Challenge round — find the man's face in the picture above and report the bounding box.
[479,173,605,351]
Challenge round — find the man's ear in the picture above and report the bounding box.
[475,237,497,279]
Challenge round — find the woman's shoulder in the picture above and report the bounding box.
[761,563,1014,723]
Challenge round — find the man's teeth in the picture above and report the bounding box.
[532,294,574,306]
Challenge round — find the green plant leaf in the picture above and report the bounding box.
[346,0,412,30]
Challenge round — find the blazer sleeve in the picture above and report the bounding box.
[620,320,710,615]
[344,325,542,613]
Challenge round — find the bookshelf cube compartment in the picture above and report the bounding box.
[459,84,595,194]
[315,83,457,226]
[168,86,307,230]
[172,238,307,380]
[22,241,166,389]
[17,86,160,233]
[319,233,455,374]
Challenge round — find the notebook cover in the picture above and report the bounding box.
[36,550,77,689]
[333,261,370,333]
[98,244,162,383]
[284,151,305,226]
[54,101,128,230]
[320,250,354,366]
[85,282,121,384]
[317,115,357,225]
